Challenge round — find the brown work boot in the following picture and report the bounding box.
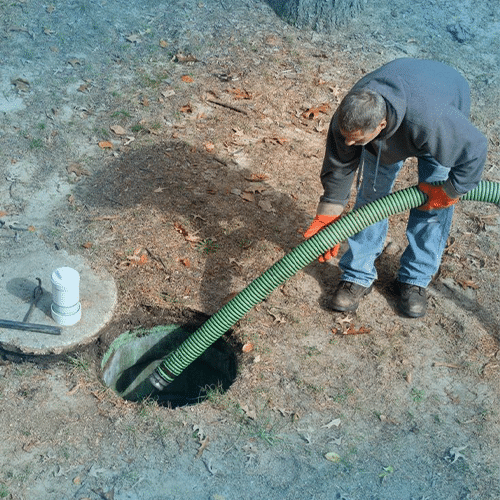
[397,282,427,318]
[331,281,373,312]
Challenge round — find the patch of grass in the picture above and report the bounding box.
[331,386,355,404]
[97,127,109,138]
[433,414,442,424]
[196,238,219,254]
[159,292,179,304]
[205,387,283,445]
[204,382,229,407]
[137,396,158,419]
[379,465,394,481]
[238,238,252,248]
[65,353,90,372]
[304,382,324,393]
[111,110,131,118]
[0,484,9,498]
[304,346,321,357]
[139,70,171,89]
[411,388,425,403]
[131,123,145,133]
[154,416,174,444]
[452,459,470,474]
[29,138,44,149]
[249,418,282,446]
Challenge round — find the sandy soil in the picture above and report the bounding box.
[0,0,499,499]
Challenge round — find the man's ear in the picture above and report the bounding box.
[379,118,387,130]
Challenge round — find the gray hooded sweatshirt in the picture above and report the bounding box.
[319,58,488,215]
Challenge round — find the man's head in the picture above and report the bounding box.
[338,89,387,146]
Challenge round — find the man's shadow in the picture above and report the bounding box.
[74,140,340,319]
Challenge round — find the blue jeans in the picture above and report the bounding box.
[339,150,454,288]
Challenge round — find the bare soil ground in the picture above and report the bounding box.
[0,1,499,499]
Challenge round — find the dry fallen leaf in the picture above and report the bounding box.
[242,342,254,353]
[447,445,467,464]
[173,223,200,243]
[263,137,288,145]
[258,199,275,213]
[322,418,341,428]
[302,103,330,119]
[342,324,371,335]
[240,404,257,420]
[98,141,113,149]
[67,163,90,176]
[159,39,168,48]
[172,53,198,63]
[126,34,141,44]
[82,242,92,249]
[244,173,269,182]
[227,88,252,99]
[181,75,194,83]
[11,78,30,92]
[196,437,210,459]
[240,191,255,202]
[120,249,148,267]
[325,452,341,463]
[68,58,82,67]
[110,125,127,135]
[0,211,8,218]
[456,279,479,290]
[8,26,30,34]
[204,142,215,152]
[337,315,354,325]
[180,104,193,113]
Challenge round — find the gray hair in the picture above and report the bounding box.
[337,89,386,132]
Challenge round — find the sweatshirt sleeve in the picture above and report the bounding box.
[412,106,487,195]
[318,112,362,214]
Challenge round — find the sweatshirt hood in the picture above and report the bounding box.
[352,75,408,141]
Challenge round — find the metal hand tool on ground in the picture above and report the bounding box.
[0,278,62,335]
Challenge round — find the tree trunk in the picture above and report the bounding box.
[265,0,368,31]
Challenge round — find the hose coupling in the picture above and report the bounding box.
[149,368,172,391]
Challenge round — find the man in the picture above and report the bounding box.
[304,58,487,318]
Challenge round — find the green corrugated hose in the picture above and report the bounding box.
[149,180,500,390]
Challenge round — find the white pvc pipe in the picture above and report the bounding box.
[51,267,81,326]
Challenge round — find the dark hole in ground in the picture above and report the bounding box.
[101,321,238,409]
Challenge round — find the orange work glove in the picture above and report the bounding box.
[304,214,341,262]
[418,182,459,211]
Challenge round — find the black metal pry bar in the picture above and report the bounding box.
[0,319,62,335]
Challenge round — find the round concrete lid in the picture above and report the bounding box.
[0,239,117,356]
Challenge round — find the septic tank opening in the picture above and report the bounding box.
[101,324,237,408]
